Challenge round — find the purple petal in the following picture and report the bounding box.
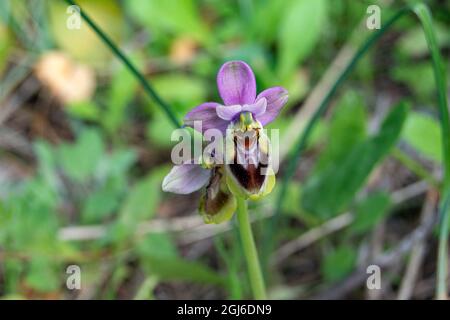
[162,164,211,194]
[255,87,288,126]
[216,104,242,121]
[184,102,229,133]
[217,61,256,106]
[242,98,267,117]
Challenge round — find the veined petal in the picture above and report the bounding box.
[184,102,229,133]
[217,61,256,106]
[255,86,288,125]
[216,104,242,121]
[162,164,211,194]
[242,98,267,117]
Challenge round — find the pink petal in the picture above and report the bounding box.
[162,164,211,194]
[217,61,256,106]
[255,87,288,126]
[216,104,242,121]
[184,102,229,133]
[242,98,267,117]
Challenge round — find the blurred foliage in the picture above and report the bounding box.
[322,245,356,282]
[49,0,123,66]
[302,102,409,219]
[277,0,327,79]
[402,111,443,163]
[0,0,449,299]
[351,191,392,235]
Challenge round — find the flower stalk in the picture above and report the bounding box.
[236,197,266,300]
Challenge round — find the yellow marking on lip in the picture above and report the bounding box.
[239,112,254,130]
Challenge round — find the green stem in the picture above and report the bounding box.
[412,3,450,300]
[236,198,266,299]
[392,148,440,189]
[64,0,181,128]
[437,193,450,299]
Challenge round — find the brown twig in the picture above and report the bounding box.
[273,181,429,264]
[397,188,438,299]
[0,76,39,127]
[312,202,437,299]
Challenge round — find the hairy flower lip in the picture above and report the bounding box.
[222,117,275,199]
[225,164,276,200]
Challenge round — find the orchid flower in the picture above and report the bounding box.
[162,60,288,224]
[184,61,288,134]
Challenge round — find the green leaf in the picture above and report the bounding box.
[58,128,104,182]
[322,245,356,282]
[251,0,285,43]
[25,257,59,293]
[397,24,450,58]
[66,101,100,121]
[401,111,442,162]
[147,110,178,147]
[151,74,208,112]
[80,148,136,223]
[302,102,409,219]
[315,91,367,172]
[34,140,58,191]
[120,173,162,222]
[81,176,124,223]
[280,182,303,216]
[125,0,209,43]
[142,256,225,286]
[137,233,224,285]
[99,149,137,179]
[136,232,178,260]
[277,0,327,78]
[214,236,244,299]
[351,192,392,234]
[103,58,140,132]
[392,62,435,102]
[113,167,168,242]
[146,74,207,147]
[3,259,24,295]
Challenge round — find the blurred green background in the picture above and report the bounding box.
[0,0,449,299]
